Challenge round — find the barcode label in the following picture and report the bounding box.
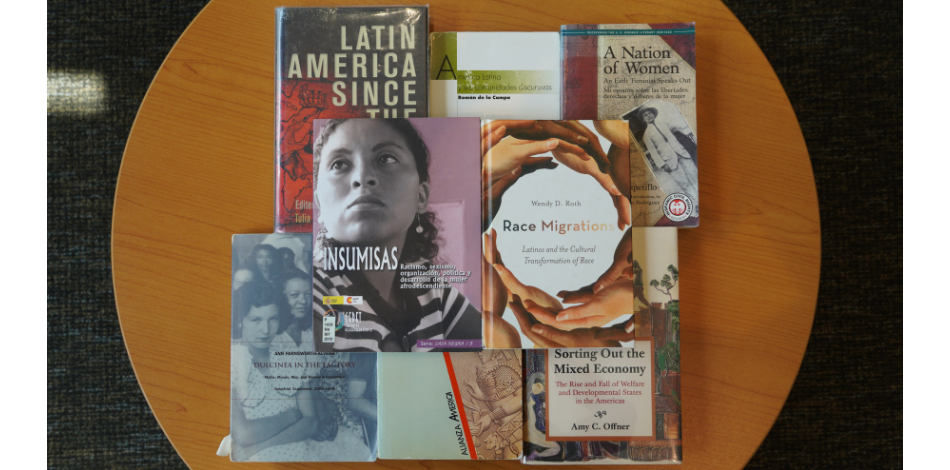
[322,314,335,343]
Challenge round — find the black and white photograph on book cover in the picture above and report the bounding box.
[310,118,483,353]
[229,234,377,462]
[623,100,699,221]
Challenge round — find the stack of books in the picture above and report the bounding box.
[227,6,695,464]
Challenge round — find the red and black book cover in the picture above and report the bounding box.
[275,6,429,233]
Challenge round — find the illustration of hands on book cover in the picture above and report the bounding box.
[429,32,561,119]
[377,351,523,459]
[480,119,680,348]
[229,234,378,462]
[310,118,484,352]
[562,24,699,226]
[275,6,429,234]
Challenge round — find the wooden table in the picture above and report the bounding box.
[112,0,820,468]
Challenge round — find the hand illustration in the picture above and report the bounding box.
[474,413,494,438]
[487,120,594,161]
[549,280,635,329]
[593,120,630,149]
[484,135,560,179]
[565,227,634,295]
[492,263,563,313]
[508,295,634,347]
[550,148,631,230]
[484,308,523,348]
[551,120,610,171]
[481,123,560,229]
[605,143,632,200]
[482,230,509,316]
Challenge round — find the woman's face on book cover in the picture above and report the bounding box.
[283,277,310,319]
[255,249,274,274]
[316,120,429,248]
[241,303,280,349]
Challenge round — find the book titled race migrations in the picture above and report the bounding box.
[481,119,679,348]
[562,24,698,226]
[429,32,561,119]
[228,234,378,462]
[275,6,429,233]
[311,118,483,352]
[523,346,681,464]
[377,351,523,459]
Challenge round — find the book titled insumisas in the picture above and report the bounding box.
[377,351,523,459]
[481,119,680,348]
[562,24,699,226]
[275,6,429,233]
[228,234,378,462]
[310,118,483,352]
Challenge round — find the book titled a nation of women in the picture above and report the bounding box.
[275,6,429,233]
[377,351,523,459]
[482,119,679,348]
[311,118,483,352]
[562,24,698,226]
[228,234,378,462]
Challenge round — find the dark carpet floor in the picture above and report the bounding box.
[47,0,902,468]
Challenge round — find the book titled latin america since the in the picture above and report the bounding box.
[275,6,429,233]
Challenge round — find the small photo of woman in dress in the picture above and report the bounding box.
[311,118,482,352]
[624,100,699,210]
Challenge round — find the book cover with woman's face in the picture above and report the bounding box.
[311,118,483,352]
[230,234,378,462]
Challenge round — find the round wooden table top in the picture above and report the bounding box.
[112,0,820,468]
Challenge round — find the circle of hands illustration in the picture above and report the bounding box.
[480,120,652,348]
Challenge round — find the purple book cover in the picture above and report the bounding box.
[310,118,483,352]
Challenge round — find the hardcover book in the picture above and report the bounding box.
[310,118,483,352]
[481,119,680,348]
[523,346,681,464]
[229,234,377,462]
[562,24,698,225]
[377,351,523,459]
[430,32,561,119]
[275,6,429,233]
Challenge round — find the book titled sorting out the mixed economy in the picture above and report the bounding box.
[310,117,483,352]
[377,351,523,460]
[482,118,680,348]
[524,345,682,464]
[228,234,377,462]
[429,32,561,119]
[562,24,699,226]
[275,6,429,233]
